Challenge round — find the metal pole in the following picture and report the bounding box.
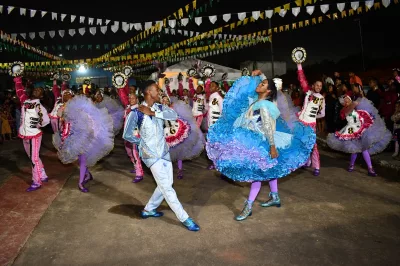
[357,19,366,71]
[269,18,275,77]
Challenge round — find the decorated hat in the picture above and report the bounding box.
[112,72,128,88]
[187,67,197,77]
[241,68,250,76]
[9,61,24,77]
[61,73,71,82]
[291,47,307,64]
[122,66,133,77]
[201,64,216,78]
[221,72,228,80]
[83,79,91,85]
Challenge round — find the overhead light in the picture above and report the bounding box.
[59,54,63,57]
[78,64,87,73]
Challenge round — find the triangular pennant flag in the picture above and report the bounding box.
[61,14,66,21]
[105,19,110,25]
[292,7,300,16]
[39,32,45,39]
[365,0,374,9]
[0,5,3,14]
[8,6,15,14]
[181,18,189,26]
[320,4,329,13]
[29,9,36,17]
[111,22,119,33]
[279,9,287,17]
[97,18,102,25]
[145,22,152,30]
[20,33,26,39]
[79,16,85,23]
[337,3,346,12]
[88,17,94,25]
[306,6,315,15]
[382,0,391,7]
[20,8,26,15]
[41,11,47,17]
[237,12,246,21]
[11,33,17,39]
[134,23,142,30]
[69,29,76,36]
[351,1,360,10]
[49,31,55,38]
[129,23,134,30]
[79,28,85,35]
[71,14,76,22]
[29,32,35,39]
[223,13,231,22]
[265,10,273,18]
[59,30,65,37]
[184,30,188,36]
[101,26,107,34]
[209,15,217,24]
[195,17,202,25]
[169,19,176,28]
[252,11,260,20]
[52,12,57,20]
[122,22,129,32]
[89,27,96,35]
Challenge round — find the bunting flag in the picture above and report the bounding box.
[0,29,62,60]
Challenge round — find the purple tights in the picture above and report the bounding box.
[248,179,278,202]
[78,154,88,185]
[350,150,372,168]
[178,160,183,170]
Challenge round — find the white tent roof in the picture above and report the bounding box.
[163,58,242,80]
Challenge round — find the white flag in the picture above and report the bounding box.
[279,9,287,17]
[181,18,189,26]
[88,17,94,25]
[306,6,315,15]
[365,0,374,9]
[80,16,85,23]
[49,31,55,38]
[39,32,45,39]
[59,30,65,38]
[20,33,26,39]
[195,17,202,25]
[89,27,96,35]
[111,22,119,33]
[30,9,36,17]
[41,11,47,17]
[61,14,66,21]
[223,13,231,22]
[145,22,152,30]
[382,0,391,7]
[168,20,176,28]
[105,19,110,25]
[97,18,102,25]
[0,5,3,14]
[265,10,273,18]
[78,28,85,35]
[292,7,300,16]
[29,32,35,39]
[71,15,76,22]
[320,4,329,14]
[337,3,346,12]
[252,11,260,20]
[69,29,76,36]
[209,15,217,24]
[237,12,246,21]
[122,22,129,32]
[11,33,17,39]
[101,26,107,34]
[20,8,26,16]
[52,12,57,20]
[8,6,15,14]
[351,1,360,10]
[134,23,142,30]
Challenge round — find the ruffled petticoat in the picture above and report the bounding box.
[96,95,124,136]
[168,97,205,162]
[53,95,114,167]
[327,98,391,155]
[206,76,316,182]
[276,91,300,129]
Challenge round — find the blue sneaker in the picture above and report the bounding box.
[182,218,200,231]
[141,210,164,219]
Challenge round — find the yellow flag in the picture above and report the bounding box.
[295,0,302,7]
[374,2,380,9]
[341,10,347,18]
[285,25,290,30]
[274,7,281,13]
[299,21,303,27]
[243,18,248,25]
[318,16,323,23]
[178,8,183,18]
[305,19,309,26]
[283,3,290,10]
[193,0,196,9]
[312,18,316,24]
[185,4,190,13]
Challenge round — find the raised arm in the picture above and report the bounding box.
[340,102,358,119]
[188,78,195,98]
[52,80,61,99]
[297,64,312,93]
[14,77,28,103]
[123,111,140,144]
[118,87,129,107]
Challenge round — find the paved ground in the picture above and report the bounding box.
[4,136,399,266]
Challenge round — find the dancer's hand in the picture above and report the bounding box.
[138,105,155,116]
[251,70,262,76]
[270,146,278,158]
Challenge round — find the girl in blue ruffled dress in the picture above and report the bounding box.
[206,71,316,221]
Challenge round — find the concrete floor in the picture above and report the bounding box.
[10,139,400,266]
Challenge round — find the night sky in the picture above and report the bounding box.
[0,0,399,70]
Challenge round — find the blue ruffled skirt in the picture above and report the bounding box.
[206,76,316,182]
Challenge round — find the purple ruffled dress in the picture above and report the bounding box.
[95,95,124,136]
